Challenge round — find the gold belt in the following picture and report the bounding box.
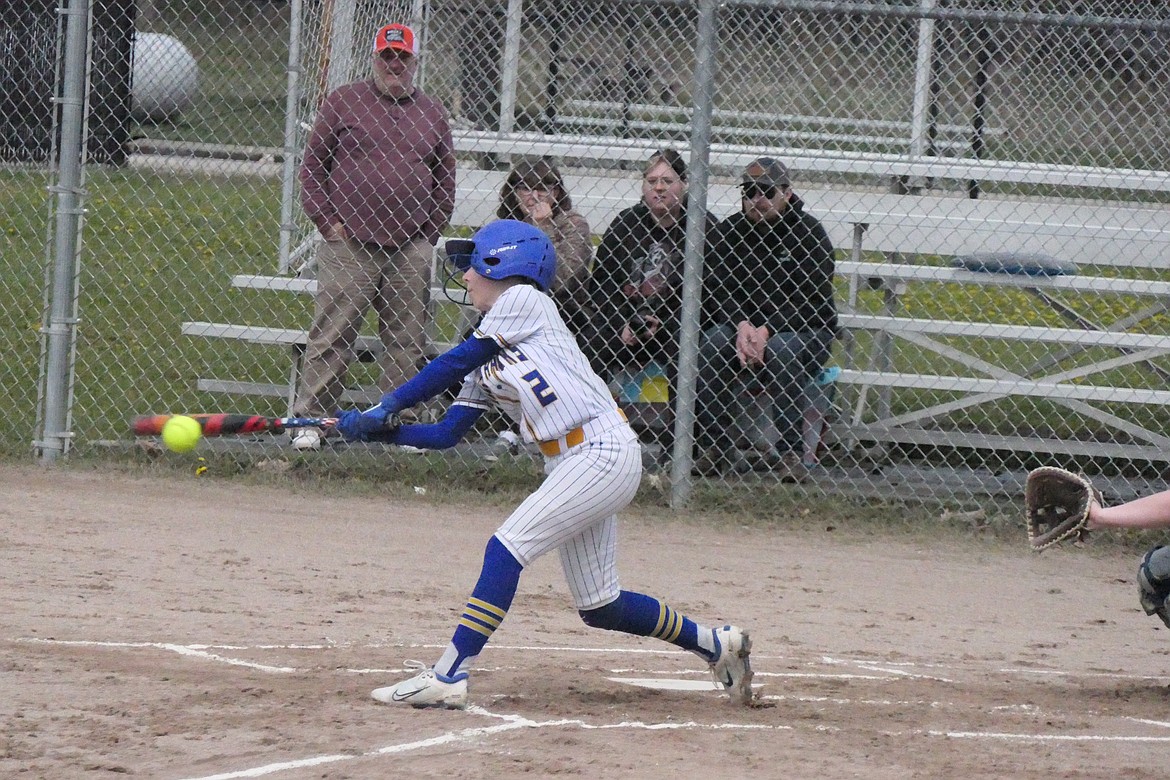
[537,410,627,457]
[538,426,586,457]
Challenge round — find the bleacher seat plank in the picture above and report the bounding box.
[450,128,1170,194]
[195,378,379,406]
[835,423,1170,462]
[838,314,1170,351]
[837,369,1170,406]
[835,261,1170,295]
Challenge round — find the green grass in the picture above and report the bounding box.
[0,167,295,454]
[0,168,52,456]
[0,166,485,458]
[7,163,1170,466]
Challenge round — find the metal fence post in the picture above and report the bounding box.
[37,0,89,463]
[669,0,719,508]
[498,0,524,137]
[277,0,304,274]
[323,0,357,93]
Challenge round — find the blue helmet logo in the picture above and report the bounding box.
[444,220,557,295]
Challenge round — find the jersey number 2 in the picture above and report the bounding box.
[521,370,558,406]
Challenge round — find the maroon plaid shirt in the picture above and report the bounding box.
[300,80,455,248]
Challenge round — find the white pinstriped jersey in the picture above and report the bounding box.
[453,285,619,444]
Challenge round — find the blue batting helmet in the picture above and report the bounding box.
[444,219,557,293]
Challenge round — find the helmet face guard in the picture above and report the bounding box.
[441,220,557,305]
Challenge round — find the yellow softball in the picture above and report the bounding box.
[161,415,202,454]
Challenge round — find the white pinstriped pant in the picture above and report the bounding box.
[495,424,643,611]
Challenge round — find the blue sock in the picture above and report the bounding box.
[434,535,522,680]
[579,590,716,661]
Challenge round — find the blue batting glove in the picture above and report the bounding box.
[336,406,391,442]
[335,409,368,441]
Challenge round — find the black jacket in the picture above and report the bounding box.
[706,194,838,335]
[588,200,721,366]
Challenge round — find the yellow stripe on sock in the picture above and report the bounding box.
[458,616,495,637]
[652,608,669,639]
[464,606,503,630]
[652,606,680,642]
[662,610,683,643]
[468,597,507,620]
[652,603,669,637]
[465,602,505,630]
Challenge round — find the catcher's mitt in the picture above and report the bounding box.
[1024,466,1102,551]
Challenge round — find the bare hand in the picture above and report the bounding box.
[641,315,661,339]
[735,322,767,368]
[622,315,661,346]
[324,222,347,242]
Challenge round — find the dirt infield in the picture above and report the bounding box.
[4,464,1170,779]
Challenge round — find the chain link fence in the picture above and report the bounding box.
[3,0,1170,510]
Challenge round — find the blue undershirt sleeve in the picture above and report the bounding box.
[365,403,484,448]
[378,336,499,414]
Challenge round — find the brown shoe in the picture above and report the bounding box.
[692,449,728,477]
[777,451,809,483]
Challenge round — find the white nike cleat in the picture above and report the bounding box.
[371,662,468,709]
[710,625,754,706]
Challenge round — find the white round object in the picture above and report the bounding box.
[131,32,199,121]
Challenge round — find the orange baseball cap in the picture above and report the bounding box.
[374,24,418,56]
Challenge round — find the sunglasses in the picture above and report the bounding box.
[376,49,416,67]
[742,183,782,199]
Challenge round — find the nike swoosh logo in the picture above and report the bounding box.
[391,688,422,701]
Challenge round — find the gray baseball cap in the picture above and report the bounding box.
[740,157,791,188]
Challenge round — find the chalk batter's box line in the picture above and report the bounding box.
[28,636,1170,737]
[178,710,789,780]
[176,705,1170,780]
[15,637,1170,684]
[17,637,1170,780]
[9,637,952,680]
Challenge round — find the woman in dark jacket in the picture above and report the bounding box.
[587,148,721,379]
[586,148,720,459]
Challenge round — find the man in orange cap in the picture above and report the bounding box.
[293,23,456,450]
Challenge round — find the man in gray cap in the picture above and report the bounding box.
[695,157,838,480]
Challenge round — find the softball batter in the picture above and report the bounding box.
[337,219,754,709]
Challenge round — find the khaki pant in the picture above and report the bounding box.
[293,236,433,416]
